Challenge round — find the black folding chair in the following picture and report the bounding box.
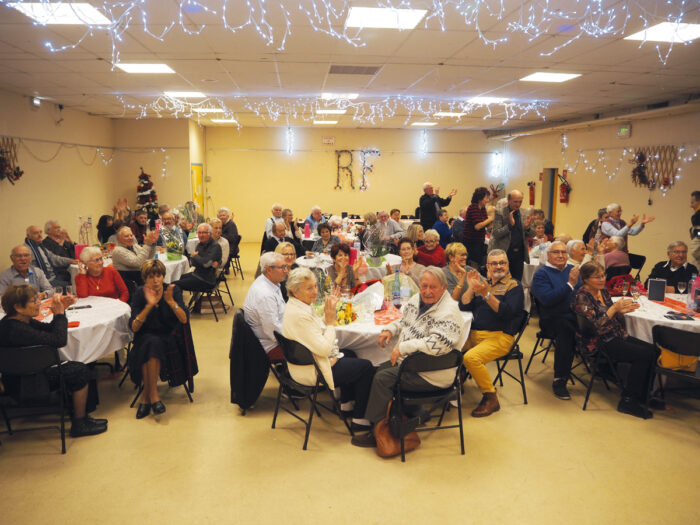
[605,265,631,281]
[628,253,646,281]
[216,268,234,307]
[272,331,352,450]
[394,349,465,462]
[0,345,67,454]
[525,294,555,374]
[652,325,700,400]
[230,235,244,279]
[492,311,531,404]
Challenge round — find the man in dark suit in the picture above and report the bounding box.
[263,222,298,253]
[419,181,457,231]
[488,190,535,281]
[646,241,698,293]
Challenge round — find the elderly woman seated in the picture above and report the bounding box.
[112,226,159,273]
[415,229,446,267]
[442,242,475,300]
[603,236,630,269]
[405,223,424,247]
[172,223,222,295]
[0,285,108,437]
[309,223,340,254]
[530,220,551,247]
[571,262,660,419]
[75,246,129,302]
[565,239,603,268]
[386,238,425,286]
[283,267,375,429]
[327,243,361,290]
[275,241,299,302]
[129,260,189,419]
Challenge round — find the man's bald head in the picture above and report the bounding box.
[507,190,524,211]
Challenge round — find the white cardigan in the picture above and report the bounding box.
[282,297,336,390]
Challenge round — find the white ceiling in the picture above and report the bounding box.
[0,0,699,130]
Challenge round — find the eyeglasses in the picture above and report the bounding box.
[270,264,290,270]
[488,261,508,266]
[282,252,296,257]
[13,254,31,259]
[549,250,567,255]
[590,274,606,279]
[670,250,687,255]
[87,257,103,263]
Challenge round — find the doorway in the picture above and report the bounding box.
[541,168,558,228]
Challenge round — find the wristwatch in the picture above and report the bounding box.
[484,292,492,300]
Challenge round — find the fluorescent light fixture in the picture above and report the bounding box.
[316,109,347,115]
[313,120,338,125]
[520,72,581,82]
[434,112,465,117]
[9,2,110,25]
[164,91,206,98]
[211,119,238,124]
[116,63,175,74]
[321,92,359,100]
[624,22,700,43]
[193,108,225,114]
[345,7,426,30]
[468,96,508,104]
[411,122,437,127]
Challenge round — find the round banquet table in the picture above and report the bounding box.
[69,256,189,287]
[295,253,401,281]
[335,311,473,365]
[0,296,132,364]
[613,294,700,344]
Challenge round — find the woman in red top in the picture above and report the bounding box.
[415,229,446,267]
[75,246,129,302]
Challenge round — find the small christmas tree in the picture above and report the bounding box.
[136,167,159,225]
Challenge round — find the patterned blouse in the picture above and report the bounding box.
[571,287,627,356]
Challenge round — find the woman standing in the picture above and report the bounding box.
[463,187,493,268]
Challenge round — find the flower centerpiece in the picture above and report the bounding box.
[160,225,184,260]
[336,300,357,325]
[364,223,389,266]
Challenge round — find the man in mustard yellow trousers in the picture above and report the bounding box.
[459,249,525,417]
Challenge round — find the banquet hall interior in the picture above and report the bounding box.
[0,1,699,523]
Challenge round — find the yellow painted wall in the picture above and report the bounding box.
[188,120,206,216]
[205,126,504,243]
[502,111,700,268]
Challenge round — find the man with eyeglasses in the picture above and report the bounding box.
[531,241,580,400]
[0,245,53,296]
[646,241,698,293]
[243,252,289,361]
[459,249,525,417]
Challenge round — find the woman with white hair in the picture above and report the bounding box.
[599,202,655,249]
[415,229,446,267]
[283,267,375,429]
[75,246,129,302]
[603,236,631,269]
[566,239,594,267]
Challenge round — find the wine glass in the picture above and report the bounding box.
[677,281,687,300]
[65,285,74,296]
[621,282,630,296]
[53,286,63,296]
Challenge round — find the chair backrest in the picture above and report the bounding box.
[273,331,316,366]
[118,269,144,287]
[0,345,60,375]
[510,310,531,348]
[628,253,646,271]
[605,266,631,281]
[399,349,463,375]
[652,325,700,357]
[575,313,598,340]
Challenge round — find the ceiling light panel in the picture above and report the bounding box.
[193,108,225,114]
[468,97,508,104]
[434,112,466,117]
[316,109,347,114]
[520,72,581,82]
[411,122,437,126]
[116,63,175,74]
[624,22,700,43]
[313,120,338,125]
[164,91,206,98]
[345,7,427,30]
[211,119,238,124]
[8,2,110,25]
[321,92,359,100]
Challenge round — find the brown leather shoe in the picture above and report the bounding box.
[471,391,500,417]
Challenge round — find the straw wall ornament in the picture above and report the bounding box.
[0,136,24,185]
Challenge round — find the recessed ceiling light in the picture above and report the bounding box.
[313,120,338,125]
[411,122,437,127]
[345,7,427,30]
[193,108,225,114]
[520,72,581,82]
[434,112,466,117]
[316,109,347,115]
[8,2,110,25]
[164,91,206,98]
[624,22,700,43]
[321,92,359,100]
[116,63,175,74]
[468,97,508,104]
[211,119,238,124]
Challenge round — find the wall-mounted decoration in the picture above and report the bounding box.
[335,150,353,189]
[489,183,505,201]
[359,149,380,191]
[0,136,24,185]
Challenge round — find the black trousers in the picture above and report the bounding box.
[332,356,375,419]
[173,273,214,292]
[540,317,576,380]
[601,336,659,401]
[465,240,486,268]
[507,247,525,282]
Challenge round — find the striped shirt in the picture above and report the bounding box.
[463,203,488,242]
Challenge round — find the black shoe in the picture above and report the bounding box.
[351,431,377,448]
[152,401,166,415]
[648,397,666,410]
[552,379,571,400]
[617,397,653,419]
[70,418,107,438]
[136,403,151,419]
[84,415,108,426]
[350,422,371,433]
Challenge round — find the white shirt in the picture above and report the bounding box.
[243,274,286,353]
[265,217,283,238]
[217,236,230,265]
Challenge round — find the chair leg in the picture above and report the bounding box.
[524,337,542,374]
[206,293,219,322]
[303,389,318,450]
[457,385,465,455]
[582,372,596,410]
[183,383,193,403]
[59,376,66,454]
[517,357,528,405]
[271,384,283,429]
[118,368,130,388]
[1,405,12,434]
[130,384,144,408]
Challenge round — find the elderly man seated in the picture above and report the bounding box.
[24,225,73,288]
[566,239,599,267]
[531,241,580,400]
[304,205,326,232]
[42,220,75,259]
[217,207,240,262]
[0,245,53,296]
[377,210,404,245]
[646,241,698,293]
[129,209,150,244]
[263,221,296,253]
[351,267,464,447]
[112,226,159,273]
[209,218,230,267]
[157,212,188,254]
[243,252,289,361]
[265,203,284,239]
[172,223,222,296]
[459,249,524,417]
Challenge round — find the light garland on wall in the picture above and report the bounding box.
[4,1,695,65]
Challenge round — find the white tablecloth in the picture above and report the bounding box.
[186,237,198,254]
[614,294,700,344]
[522,260,540,288]
[336,311,473,365]
[70,256,189,286]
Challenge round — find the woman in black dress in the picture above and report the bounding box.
[129,260,188,419]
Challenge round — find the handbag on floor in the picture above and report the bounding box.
[374,401,420,458]
[657,345,697,373]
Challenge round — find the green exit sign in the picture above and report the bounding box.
[617,123,631,139]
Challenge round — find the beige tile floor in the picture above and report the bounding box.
[2,242,700,524]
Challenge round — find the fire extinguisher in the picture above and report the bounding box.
[558,170,571,203]
[527,181,535,205]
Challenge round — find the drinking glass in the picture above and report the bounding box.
[54,286,63,296]
[65,285,74,296]
[621,282,630,296]
[677,281,687,300]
